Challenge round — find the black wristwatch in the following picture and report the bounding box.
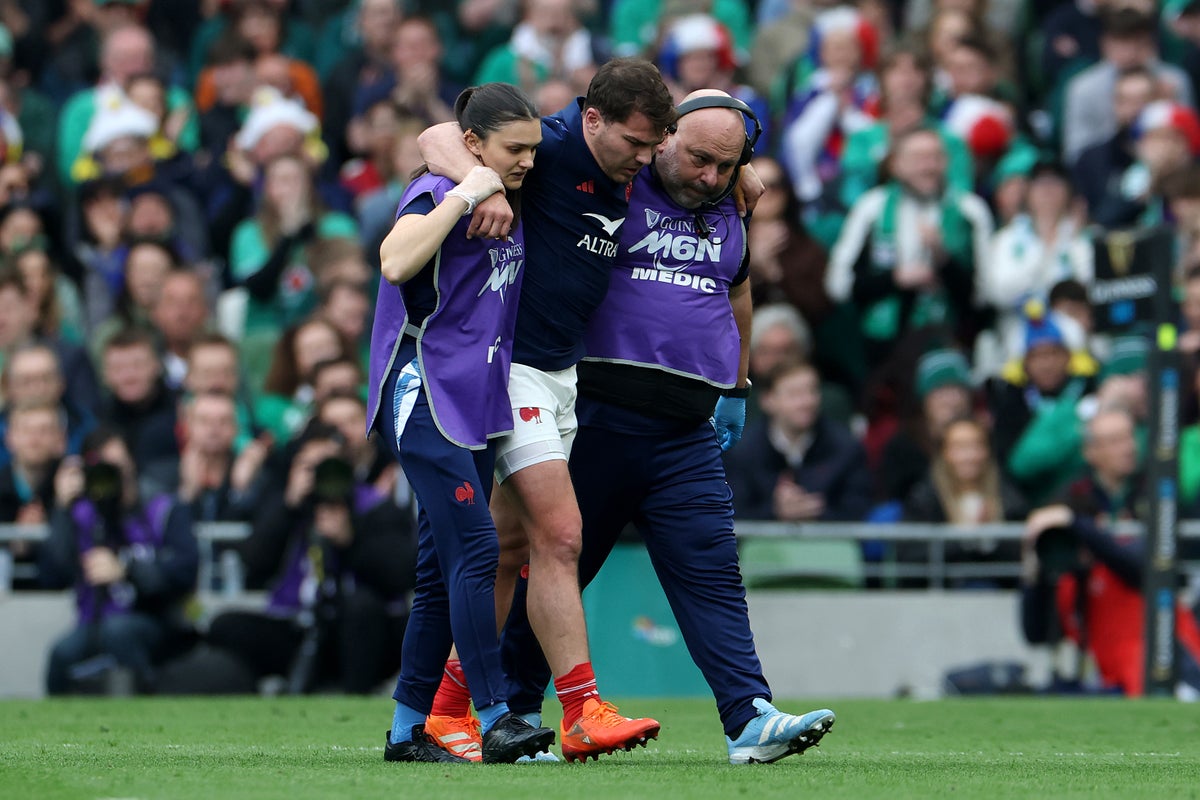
[721,381,751,399]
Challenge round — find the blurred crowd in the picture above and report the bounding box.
[2,0,1200,695]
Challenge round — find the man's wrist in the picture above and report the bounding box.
[721,380,751,399]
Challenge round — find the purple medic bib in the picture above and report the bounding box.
[583,171,745,388]
[367,173,525,448]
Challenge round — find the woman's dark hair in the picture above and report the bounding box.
[454,82,539,139]
[441,83,540,221]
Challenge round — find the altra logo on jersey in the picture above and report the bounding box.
[626,211,724,293]
[576,213,623,258]
[476,241,524,301]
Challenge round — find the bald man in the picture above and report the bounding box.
[499,91,837,765]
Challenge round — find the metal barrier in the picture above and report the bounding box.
[732,521,1200,589]
[2,520,1199,593]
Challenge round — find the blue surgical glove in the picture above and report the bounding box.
[712,395,747,452]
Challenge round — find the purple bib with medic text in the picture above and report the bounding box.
[367,173,526,448]
[583,172,745,387]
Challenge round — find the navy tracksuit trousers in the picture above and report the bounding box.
[378,349,508,713]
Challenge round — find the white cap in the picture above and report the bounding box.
[234,86,317,152]
[82,85,157,153]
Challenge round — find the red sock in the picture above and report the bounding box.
[554,662,599,728]
[430,659,472,718]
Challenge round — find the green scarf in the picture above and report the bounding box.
[861,182,974,340]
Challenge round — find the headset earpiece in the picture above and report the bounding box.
[672,95,761,166]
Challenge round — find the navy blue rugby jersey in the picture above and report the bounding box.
[513,99,633,372]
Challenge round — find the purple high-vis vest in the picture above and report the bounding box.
[367,173,526,449]
[583,171,746,387]
[71,495,173,623]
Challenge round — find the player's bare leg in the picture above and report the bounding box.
[498,460,659,762]
[492,481,530,628]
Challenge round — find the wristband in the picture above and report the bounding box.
[721,380,751,399]
[444,187,477,216]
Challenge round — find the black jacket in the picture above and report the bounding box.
[239,484,417,603]
[724,414,872,521]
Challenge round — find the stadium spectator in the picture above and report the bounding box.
[988,309,1094,504]
[340,96,403,204]
[206,422,416,694]
[980,160,1094,373]
[356,117,424,269]
[924,7,981,81]
[321,0,404,168]
[10,245,86,346]
[314,392,393,490]
[92,238,176,364]
[877,348,975,505]
[256,316,352,441]
[229,152,358,335]
[656,15,768,140]
[474,0,596,94]
[826,126,994,369]
[40,427,198,695]
[124,71,189,157]
[184,332,261,447]
[188,0,317,91]
[310,357,364,407]
[1070,65,1157,222]
[376,16,459,126]
[56,24,197,186]
[207,86,338,262]
[71,176,131,331]
[1162,166,1200,274]
[1060,8,1192,166]
[747,0,819,97]
[743,156,830,320]
[0,267,100,415]
[1060,405,1144,523]
[724,361,871,522]
[42,3,146,105]
[123,182,211,268]
[901,417,1027,586]
[747,303,811,386]
[1092,100,1200,230]
[0,343,95,469]
[610,0,753,61]
[98,327,180,498]
[150,269,211,393]
[780,7,879,212]
[415,0,513,89]
[1039,0,1110,95]
[0,401,65,589]
[1019,503,1200,695]
[195,35,258,156]
[177,391,268,523]
[837,44,974,228]
[316,278,370,355]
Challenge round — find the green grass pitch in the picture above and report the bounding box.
[2,697,1198,800]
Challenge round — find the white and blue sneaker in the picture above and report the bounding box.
[726,698,835,765]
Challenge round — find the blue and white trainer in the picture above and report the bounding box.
[726,698,835,765]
